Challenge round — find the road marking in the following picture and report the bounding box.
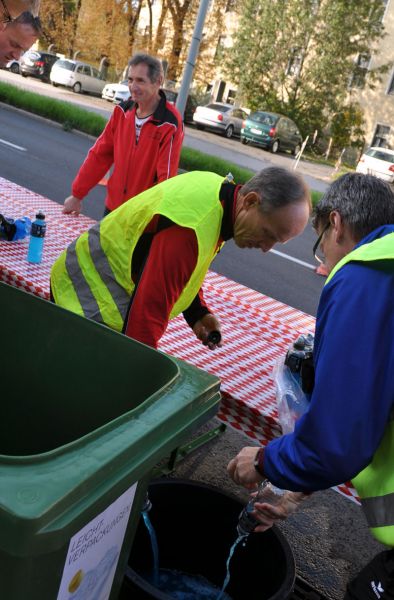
[0,138,27,152]
[270,248,316,270]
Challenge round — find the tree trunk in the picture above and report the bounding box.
[153,0,168,54]
[167,0,192,81]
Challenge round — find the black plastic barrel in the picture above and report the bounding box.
[120,479,296,600]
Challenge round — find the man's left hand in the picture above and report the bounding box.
[227,446,264,489]
[193,313,222,350]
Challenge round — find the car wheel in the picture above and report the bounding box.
[21,72,27,78]
[73,82,82,94]
[10,63,19,74]
[292,144,301,156]
[52,82,58,87]
[271,140,279,153]
[225,125,234,139]
[240,137,248,145]
[196,124,204,130]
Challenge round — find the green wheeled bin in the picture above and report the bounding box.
[0,282,221,600]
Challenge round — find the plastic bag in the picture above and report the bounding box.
[273,355,311,435]
[0,215,31,241]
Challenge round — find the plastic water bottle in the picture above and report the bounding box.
[237,480,285,536]
[27,211,46,264]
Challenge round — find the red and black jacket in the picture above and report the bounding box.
[72,90,184,211]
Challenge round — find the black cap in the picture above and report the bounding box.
[36,211,45,220]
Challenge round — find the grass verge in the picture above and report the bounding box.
[0,81,323,206]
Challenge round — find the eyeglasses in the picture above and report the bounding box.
[0,0,13,23]
[313,222,330,264]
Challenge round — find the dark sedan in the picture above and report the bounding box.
[241,111,302,155]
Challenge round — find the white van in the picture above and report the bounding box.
[50,59,106,95]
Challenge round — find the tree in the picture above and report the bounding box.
[39,0,82,56]
[225,0,390,145]
[166,0,194,81]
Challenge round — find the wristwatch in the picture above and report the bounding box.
[253,447,264,476]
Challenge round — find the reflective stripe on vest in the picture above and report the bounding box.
[326,233,394,545]
[51,171,224,331]
[65,228,131,326]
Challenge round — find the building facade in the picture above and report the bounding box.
[348,0,394,148]
[136,0,393,147]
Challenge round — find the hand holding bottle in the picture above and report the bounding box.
[252,488,308,533]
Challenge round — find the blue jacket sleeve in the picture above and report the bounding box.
[263,260,394,492]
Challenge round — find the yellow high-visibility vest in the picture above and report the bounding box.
[326,232,394,545]
[51,171,225,331]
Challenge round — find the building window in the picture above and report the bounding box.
[215,36,226,60]
[226,89,236,104]
[286,48,303,77]
[371,124,391,147]
[349,53,370,89]
[387,70,394,95]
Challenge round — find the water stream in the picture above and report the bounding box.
[142,510,160,587]
[141,503,247,600]
[217,534,246,600]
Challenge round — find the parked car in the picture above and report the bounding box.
[192,102,248,138]
[5,59,20,74]
[50,59,106,95]
[356,147,394,183]
[162,89,198,124]
[102,79,129,103]
[241,111,302,155]
[20,51,59,83]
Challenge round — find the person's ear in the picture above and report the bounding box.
[330,211,347,244]
[242,191,260,211]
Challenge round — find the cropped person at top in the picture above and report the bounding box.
[62,52,184,217]
[228,173,394,600]
[0,0,39,27]
[0,10,41,65]
[51,167,311,350]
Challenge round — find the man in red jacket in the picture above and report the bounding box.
[62,52,184,217]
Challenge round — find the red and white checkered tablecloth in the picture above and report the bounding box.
[0,177,96,298]
[0,177,360,504]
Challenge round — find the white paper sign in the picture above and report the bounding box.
[57,482,138,600]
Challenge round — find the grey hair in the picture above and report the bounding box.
[313,173,394,241]
[13,10,41,33]
[128,53,163,83]
[241,166,310,213]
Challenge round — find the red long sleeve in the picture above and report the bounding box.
[124,225,199,348]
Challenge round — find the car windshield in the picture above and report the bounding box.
[24,51,40,61]
[55,60,76,72]
[365,148,394,164]
[207,104,231,112]
[249,112,277,126]
[164,90,177,103]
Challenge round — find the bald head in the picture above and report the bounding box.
[233,167,310,252]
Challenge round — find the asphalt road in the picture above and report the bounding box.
[0,68,332,192]
[0,84,380,600]
[0,102,325,316]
